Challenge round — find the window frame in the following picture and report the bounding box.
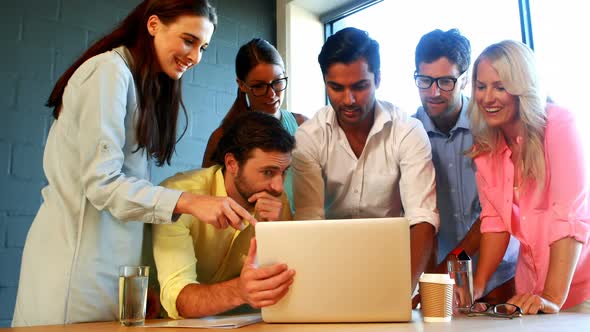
[324,0,534,48]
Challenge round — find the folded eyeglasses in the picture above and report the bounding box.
[467,302,523,319]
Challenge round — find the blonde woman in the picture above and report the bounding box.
[469,40,590,314]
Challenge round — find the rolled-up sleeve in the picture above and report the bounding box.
[397,120,439,231]
[545,111,590,245]
[153,215,198,319]
[293,128,325,220]
[75,58,181,224]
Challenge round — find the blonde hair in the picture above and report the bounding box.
[469,40,547,187]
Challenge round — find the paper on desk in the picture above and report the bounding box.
[144,313,262,329]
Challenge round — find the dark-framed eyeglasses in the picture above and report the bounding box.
[414,72,463,92]
[467,302,523,319]
[243,77,288,97]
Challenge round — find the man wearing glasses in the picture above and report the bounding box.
[292,27,439,293]
[413,29,518,304]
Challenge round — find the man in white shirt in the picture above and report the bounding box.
[292,27,439,291]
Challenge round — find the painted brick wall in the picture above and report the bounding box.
[0,0,276,326]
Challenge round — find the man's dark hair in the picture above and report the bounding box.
[318,27,380,79]
[213,111,295,166]
[415,28,471,74]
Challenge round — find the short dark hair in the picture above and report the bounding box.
[318,27,380,78]
[415,29,471,74]
[213,111,295,166]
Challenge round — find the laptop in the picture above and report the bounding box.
[255,217,412,323]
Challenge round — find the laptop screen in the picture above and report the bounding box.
[256,217,412,323]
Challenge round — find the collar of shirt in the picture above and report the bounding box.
[324,100,394,140]
[113,45,134,69]
[494,132,525,159]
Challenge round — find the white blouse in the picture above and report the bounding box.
[292,100,439,230]
[12,46,182,326]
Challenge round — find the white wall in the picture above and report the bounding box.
[276,0,326,118]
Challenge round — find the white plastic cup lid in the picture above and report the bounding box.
[419,273,455,285]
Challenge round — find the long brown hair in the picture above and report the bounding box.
[220,38,285,131]
[46,0,217,166]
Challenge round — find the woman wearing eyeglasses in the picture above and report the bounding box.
[202,38,307,208]
[469,40,590,314]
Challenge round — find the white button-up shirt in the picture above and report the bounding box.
[292,100,439,230]
[12,46,182,327]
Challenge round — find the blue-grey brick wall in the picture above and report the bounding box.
[0,0,276,326]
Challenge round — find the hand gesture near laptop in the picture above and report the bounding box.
[248,192,284,222]
[175,192,257,230]
[238,238,295,308]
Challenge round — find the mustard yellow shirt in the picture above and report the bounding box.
[153,165,291,318]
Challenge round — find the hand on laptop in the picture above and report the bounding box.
[248,192,284,221]
[238,238,295,308]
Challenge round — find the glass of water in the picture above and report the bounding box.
[447,260,474,313]
[119,265,149,326]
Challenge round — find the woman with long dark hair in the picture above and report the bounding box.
[12,0,255,326]
[202,38,306,209]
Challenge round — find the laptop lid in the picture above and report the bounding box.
[256,217,412,323]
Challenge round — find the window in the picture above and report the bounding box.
[529,0,589,151]
[327,0,522,114]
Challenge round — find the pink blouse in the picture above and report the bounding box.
[474,105,590,309]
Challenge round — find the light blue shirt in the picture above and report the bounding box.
[12,46,182,326]
[414,95,518,295]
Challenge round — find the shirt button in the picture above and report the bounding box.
[449,163,453,167]
[354,189,359,193]
[451,188,456,193]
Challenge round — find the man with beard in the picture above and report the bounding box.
[153,111,295,319]
[413,29,517,303]
[292,27,439,293]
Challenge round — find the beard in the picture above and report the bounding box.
[234,168,281,209]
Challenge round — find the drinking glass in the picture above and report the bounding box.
[119,265,149,326]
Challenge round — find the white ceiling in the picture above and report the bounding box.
[290,0,358,16]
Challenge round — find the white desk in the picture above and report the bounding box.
[2,311,589,332]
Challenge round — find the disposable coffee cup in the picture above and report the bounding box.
[119,266,149,326]
[419,273,454,322]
